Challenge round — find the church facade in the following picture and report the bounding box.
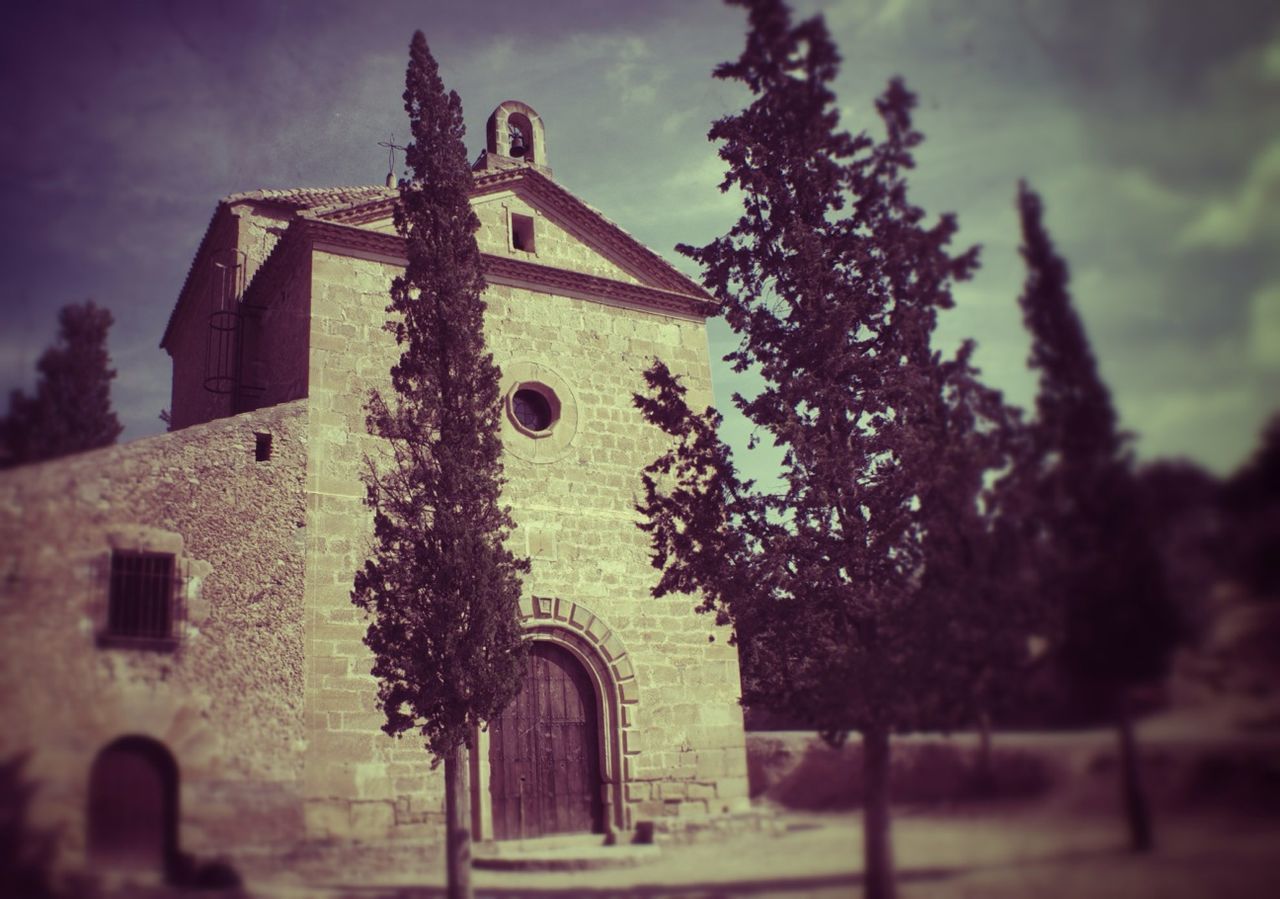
[0,102,749,876]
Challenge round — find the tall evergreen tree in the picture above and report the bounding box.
[1015,181,1179,852]
[0,301,123,468]
[634,3,1022,896]
[351,32,528,899]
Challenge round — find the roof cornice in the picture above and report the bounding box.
[163,175,715,350]
[299,218,717,320]
[318,169,706,297]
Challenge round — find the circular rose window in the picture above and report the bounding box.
[500,362,577,463]
[512,388,554,432]
[507,382,560,437]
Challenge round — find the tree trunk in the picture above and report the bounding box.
[1116,697,1153,853]
[444,744,473,899]
[862,726,896,899]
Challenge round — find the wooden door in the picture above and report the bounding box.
[87,737,178,872]
[489,642,602,839]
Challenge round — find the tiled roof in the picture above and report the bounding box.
[161,187,395,348]
[222,185,395,209]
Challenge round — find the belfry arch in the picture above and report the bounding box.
[471,597,637,840]
[485,100,548,169]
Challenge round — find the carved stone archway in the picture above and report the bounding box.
[471,596,638,839]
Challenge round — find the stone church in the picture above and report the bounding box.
[0,101,748,878]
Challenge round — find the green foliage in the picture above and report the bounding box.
[1015,182,1180,695]
[352,31,528,762]
[1136,459,1222,643]
[0,301,123,468]
[635,0,1024,743]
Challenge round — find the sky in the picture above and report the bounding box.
[1,0,1277,479]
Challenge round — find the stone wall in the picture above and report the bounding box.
[302,244,748,841]
[0,401,309,864]
[124,177,749,855]
[485,280,750,825]
[240,236,312,412]
[299,251,438,846]
[167,202,301,431]
[472,192,647,285]
[166,209,239,430]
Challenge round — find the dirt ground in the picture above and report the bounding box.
[91,714,1280,898]
[200,803,1276,899]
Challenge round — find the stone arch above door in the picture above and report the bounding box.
[473,596,639,838]
[519,596,638,705]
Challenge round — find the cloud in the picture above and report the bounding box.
[0,0,1274,474]
[661,107,697,135]
[1250,282,1280,367]
[602,36,665,107]
[1179,139,1280,250]
[474,37,517,78]
[1110,167,1196,220]
[1107,322,1277,473]
[1267,35,1280,80]
[1128,379,1259,471]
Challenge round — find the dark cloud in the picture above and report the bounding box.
[1013,0,1277,88]
[1,0,1274,473]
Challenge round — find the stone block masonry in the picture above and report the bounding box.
[306,244,748,837]
[2,120,750,873]
[0,401,309,864]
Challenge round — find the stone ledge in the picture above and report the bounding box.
[473,834,660,871]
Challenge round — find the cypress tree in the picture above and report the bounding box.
[0,301,123,468]
[1015,181,1179,852]
[351,32,528,899]
[634,3,1023,895]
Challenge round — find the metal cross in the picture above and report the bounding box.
[377,133,407,181]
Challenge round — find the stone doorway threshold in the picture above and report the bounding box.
[473,834,661,871]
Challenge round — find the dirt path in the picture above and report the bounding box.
[223,806,1278,898]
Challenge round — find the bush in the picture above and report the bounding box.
[752,736,1055,810]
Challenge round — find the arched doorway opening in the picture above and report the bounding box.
[87,736,178,873]
[488,641,604,839]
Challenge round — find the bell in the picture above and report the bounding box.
[507,121,528,158]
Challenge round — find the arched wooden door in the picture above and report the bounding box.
[87,736,178,872]
[489,642,603,839]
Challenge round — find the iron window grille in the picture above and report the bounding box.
[96,551,187,651]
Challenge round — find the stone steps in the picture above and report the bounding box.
[472,833,660,871]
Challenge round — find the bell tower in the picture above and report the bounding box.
[475,100,551,178]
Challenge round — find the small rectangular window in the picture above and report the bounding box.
[99,551,179,650]
[255,432,273,462]
[511,213,535,253]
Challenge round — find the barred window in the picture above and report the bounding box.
[99,551,180,650]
